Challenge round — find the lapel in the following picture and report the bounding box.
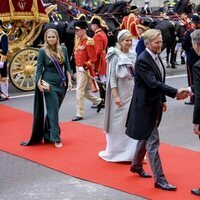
[144,50,164,82]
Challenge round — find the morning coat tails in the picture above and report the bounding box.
[126,49,177,140]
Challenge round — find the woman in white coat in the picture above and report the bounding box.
[99,29,138,162]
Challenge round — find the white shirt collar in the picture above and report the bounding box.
[146,48,158,60]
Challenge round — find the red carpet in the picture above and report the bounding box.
[1,104,200,200]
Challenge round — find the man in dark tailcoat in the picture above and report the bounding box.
[126,29,188,191]
[188,29,200,196]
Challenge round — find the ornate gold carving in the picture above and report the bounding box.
[17,0,27,11]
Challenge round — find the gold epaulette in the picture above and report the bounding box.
[86,37,95,46]
[0,53,7,62]
[74,36,79,52]
[0,31,7,41]
[0,77,9,82]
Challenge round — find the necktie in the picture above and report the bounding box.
[155,56,163,80]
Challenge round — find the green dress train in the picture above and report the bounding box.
[21,46,71,145]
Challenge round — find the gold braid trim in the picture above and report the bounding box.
[0,77,9,82]
[0,54,7,62]
[5,0,48,23]
[9,0,14,19]
[74,36,79,52]
[0,31,7,43]
[86,37,95,46]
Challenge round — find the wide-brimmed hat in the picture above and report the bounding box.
[137,24,149,31]
[136,18,152,30]
[130,5,139,12]
[74,20,88,30]
[191,14,200,25]
[74,13,86,21]
[102,0,110,4]
[88,16,108,30]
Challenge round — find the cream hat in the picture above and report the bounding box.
[117,29,131,41]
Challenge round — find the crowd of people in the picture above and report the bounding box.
[1,0,200,196]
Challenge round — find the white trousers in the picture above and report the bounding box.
[76,67,101,117]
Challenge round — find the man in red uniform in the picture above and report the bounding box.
[72,20,103,121]
[89,15,108,107]
[121,5,140,52]
[121,5,140,40]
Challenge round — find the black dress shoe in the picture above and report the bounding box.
[191,188,200,196]
[130,167,152,178]
[0,97,6,101]
[155,182,177,191]
[91,104,105,109]
[171,65,177,69]
[72,116,83,121]
[43,139,53,144]
[0,95,9,101]
[184,101,194,105]
[0,96,8,101]
[181,58,185,65]
[91,104,98,109]
[97,100,103,113]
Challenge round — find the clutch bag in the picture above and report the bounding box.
[41,79,51,92]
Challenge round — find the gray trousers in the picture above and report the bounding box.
[131,126,166,183]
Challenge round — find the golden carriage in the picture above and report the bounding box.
[0,0,56,91]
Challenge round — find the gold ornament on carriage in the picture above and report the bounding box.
[0,0,53,92]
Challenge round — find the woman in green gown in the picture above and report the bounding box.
[21,29,72,148]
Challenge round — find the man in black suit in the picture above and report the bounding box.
[126,29,188,191]
[182,14,200,105]
[189,29,200,196]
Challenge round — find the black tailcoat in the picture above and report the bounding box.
[126,50,177,140]
[192,59,200,124]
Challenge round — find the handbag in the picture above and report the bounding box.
[41,79,51,92]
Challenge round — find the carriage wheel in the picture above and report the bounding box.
[9,48,39,91]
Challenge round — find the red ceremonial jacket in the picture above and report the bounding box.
[74,36,97,70]
[121,13,139,38]
[93,28,108,76]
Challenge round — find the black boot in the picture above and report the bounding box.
[174,52,179,65]
[181,56,185,64]
[180,50,185,64]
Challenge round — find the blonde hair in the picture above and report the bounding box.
[43,29,64,64]
[115,30,132,50]
[143,29,162,46]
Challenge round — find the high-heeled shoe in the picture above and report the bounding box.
[55,142,63,148]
